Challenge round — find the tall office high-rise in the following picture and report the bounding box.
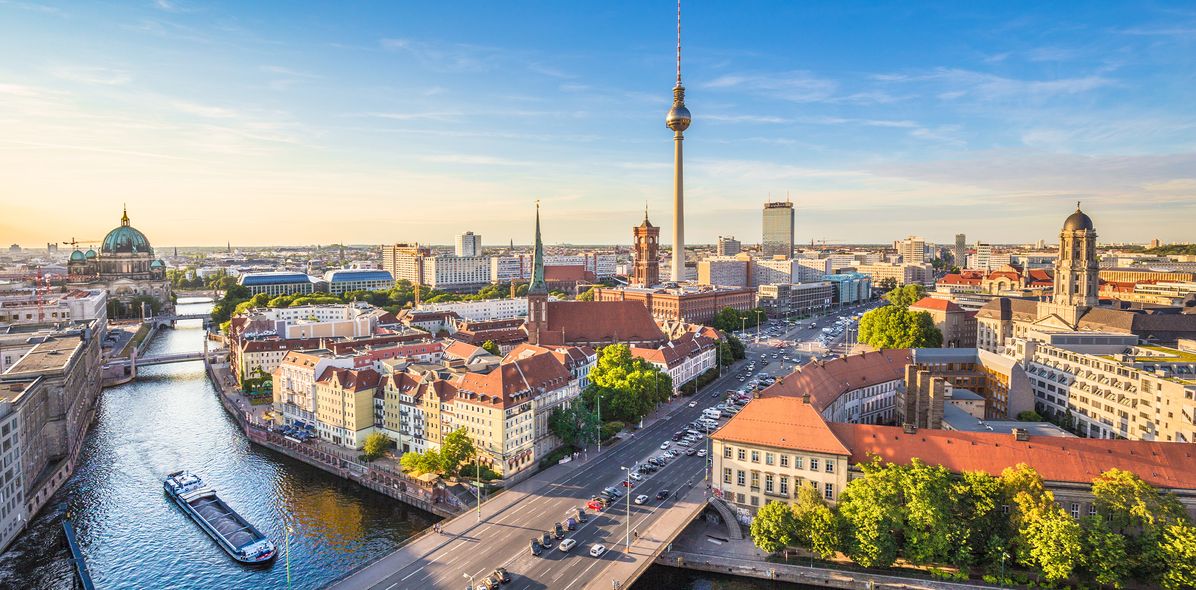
[717,236,741,256]
[666,0,691,282]
[954,234,966,268]
[761,201,795,259]
[897,236,927,264]
[455,231,481,257]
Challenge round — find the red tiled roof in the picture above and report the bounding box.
[761,349,913,411]
[828,422,1196,490]
[457,351,572,407]
[712,397,851,456]
[910,297,963,313]
[316,367,381,392]
[544,264,586,282]
[536,301,665,346]
[938,273,982,286]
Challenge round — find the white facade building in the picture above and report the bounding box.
[455,232,482,257]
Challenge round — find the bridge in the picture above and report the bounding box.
[145,313,211,328]
[328,365,750,590]
[103,350,224,370]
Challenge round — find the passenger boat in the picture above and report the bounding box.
[163,471,277,564]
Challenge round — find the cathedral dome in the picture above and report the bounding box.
[70,250,85,262]
[1063,204,1094,232]
[101,207,153,255]
[85,249,97,259]
[150,259,165,268]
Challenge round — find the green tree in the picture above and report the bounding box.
[750,500,798,554]
[885,284,926,308]
[876,277,898,293]
[1024,506,1085,582]
[576,286,596,301]
[361,432,391,461]
[587,345,672,423]
[857,306,943,349]
[399,449,441,475]
[952,470,1010,569]
[724,333,746,361]
[1159,520,1196,590]
[1092,468,1186,533]
[481,340,501,355]
[838,458,904,568]
[901,459,957,565]
[711,306,744,333]
[547,397,600,448]
[1082,514,1128,589]
[438,427,477,477]
[791,485,840,558]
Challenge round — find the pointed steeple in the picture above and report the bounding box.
[529,201,547,294]
[121,203,130,227]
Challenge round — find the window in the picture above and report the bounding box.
[825,460,834,474]
[737,470,745,486]
[780,454,789,467]
[779,476,789,496]
[824,483,834,500]
[737,448,746,460]
[1070,503,1080,519]
[794,456,804,469]
[765,453,775,466]
[1089,504,1097,516]
[809,458,819,471]
[724,446,732,458]
[750,451,760,463]
[750,495,759,507]
[765,474,774,493]
[723,468,732,484]
[750,472,759,490]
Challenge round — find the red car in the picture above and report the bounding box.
[587,500,604,511]
[621,480,635,488]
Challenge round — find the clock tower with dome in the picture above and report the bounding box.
[68,206,172,318]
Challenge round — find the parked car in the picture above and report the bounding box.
[589,544,607,557]
[629,472,643,481]
[540,532,554,549]
[553,522,565,539]
[566,517,577,530]
[660,441,670,449]
[491,568,510,583]
[688,400,698,407]
[685,447,697,456]
[558,538,577,552]
[530,538,543,556]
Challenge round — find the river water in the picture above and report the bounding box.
[0,298,433,590]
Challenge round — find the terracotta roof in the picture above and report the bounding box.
[761,349,914,411]
[316,367,380,392]
[536,301,665,346]
[544,264,586,282]
[241,338,319,353]
[504,342,595,369]
[630,333,715,368]
[459,318,525,331]
[910,297,963,313]
[444,340,488,360]
[457,351,572,407]
[828,422,1196,490]
[452,327,528,345]
[711,397,851,456]
[939,273,982,286]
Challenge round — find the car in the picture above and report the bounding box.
[660,441,670,449]
[587,500,604,511]
[598,490,615,500]
[567,517,578,530]
[697,449,707,457]
[540,532,554,549]
[531,538,543,555]
[621,480,635,488]
[558,538,577,552]
[634,494,649,505]
[687,400,697,407]
[656,490,670,500]
[589,544,607,557]
[554,522,565,539]
[575,507,589,522]
[629,472,643,481]
[685,448,697,456]
[605,486,624,497]
[480,576,499,590]
[710,391,719,398]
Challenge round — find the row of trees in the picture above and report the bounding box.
[397,428,479,478]
[548,344,674,448]
[857,285,943,349]
[709,306,768,334]
[749,461,1196,588]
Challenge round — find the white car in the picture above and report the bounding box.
[634,494,649,505]
[688,400,697,407]
[589,544,607,557]
[629,472,643,481]
[559,538,577,552]
[660,441,670,449]
[697,449,707,457]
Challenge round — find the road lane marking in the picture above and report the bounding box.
[399,567,422,581]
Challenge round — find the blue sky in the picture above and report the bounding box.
[1,1,1193,247]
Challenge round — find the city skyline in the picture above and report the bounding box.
[3,1,1194,247]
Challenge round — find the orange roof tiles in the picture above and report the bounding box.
[536,301,665,346]
[761,349,914,411]
[711,397,851,456]
[910,297,963,313]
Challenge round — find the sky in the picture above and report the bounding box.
[1,1,1194,249]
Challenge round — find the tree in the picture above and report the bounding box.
[361,432,391,461]
[587,345,672,423]
[576,286,596,301]
[481,340,501,356]
[438,428,477,477]
[1092,468,1186,533]
[901,459,957,565]
[750,500,797,554]
[1159,520,1196,590]
[711,306,745,333]
[857,306,943,349]
[791,485,839,558]
[952,471,1010,569]
[885,284,926,309]
[876,277,897,293]
[724,333,746,360]
[838,459,904,568]
[1002,464,1083,581]
[1082,514,1128,589]
[400,449,441,475]
[548,398,600,448]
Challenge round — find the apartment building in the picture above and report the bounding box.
[630,333,717,395]
[909,296,976,348]
[314,367,381,448]
[422,255,491,291]
[856,262,933,287]
[757,281,834,318]
[381,243,431,285]
[696,256,750,287]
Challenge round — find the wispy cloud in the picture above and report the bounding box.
[351,111,462,122]
[49,65,132,86]
[172,101,238,119]
[874,67,1114,102]
[702,71,838,103]
[380,38,504,72]
[705,114,790,124]
[419,154,534,166]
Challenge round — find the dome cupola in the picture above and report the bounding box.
[101,205,153,255]
[1063,202,1094,232]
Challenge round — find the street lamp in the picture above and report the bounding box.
[464,572,475,590]
[755,310,763,342]
[620,465,633,549]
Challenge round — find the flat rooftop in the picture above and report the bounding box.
[942,404,1074,437]
[0,379,37,404]
[6,336,82,374]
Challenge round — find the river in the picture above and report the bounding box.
[0,298,433,590]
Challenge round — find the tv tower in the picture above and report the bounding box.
[666,0,692,282]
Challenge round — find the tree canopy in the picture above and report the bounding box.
[857,305,943,349]
[586,344,672,424]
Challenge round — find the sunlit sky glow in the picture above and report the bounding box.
[2,1,1194,248]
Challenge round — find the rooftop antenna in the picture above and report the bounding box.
[676,0,682,87]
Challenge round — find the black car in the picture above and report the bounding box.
[656,489,669,500]
[540,532,554,549]
[530,538,543,556]
[553,522,565,539]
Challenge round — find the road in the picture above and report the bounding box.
[342,303,881,590]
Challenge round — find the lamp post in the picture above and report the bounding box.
[620,465,633,549]
[596,393,602,453]
[475,453,482,522]
[464,572,475,590]
[755,309,763,342]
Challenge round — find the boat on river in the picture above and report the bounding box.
[164,471,277,564]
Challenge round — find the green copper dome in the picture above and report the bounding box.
[70,250,85,262]
[101,206,153,255]
[85,249,97,259]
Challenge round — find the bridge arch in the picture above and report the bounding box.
[705,497,743,540]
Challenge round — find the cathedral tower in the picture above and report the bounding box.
[632,206,660,287]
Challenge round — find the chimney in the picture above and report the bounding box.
[1012,428,1029,442]
[801,393,810,404]
[902,423,917,435]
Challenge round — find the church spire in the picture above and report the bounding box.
[121,203,130,227]
[529,201,547,294]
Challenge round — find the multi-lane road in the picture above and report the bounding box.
[335,303,880,590]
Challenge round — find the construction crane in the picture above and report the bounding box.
[62,238,102,249]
